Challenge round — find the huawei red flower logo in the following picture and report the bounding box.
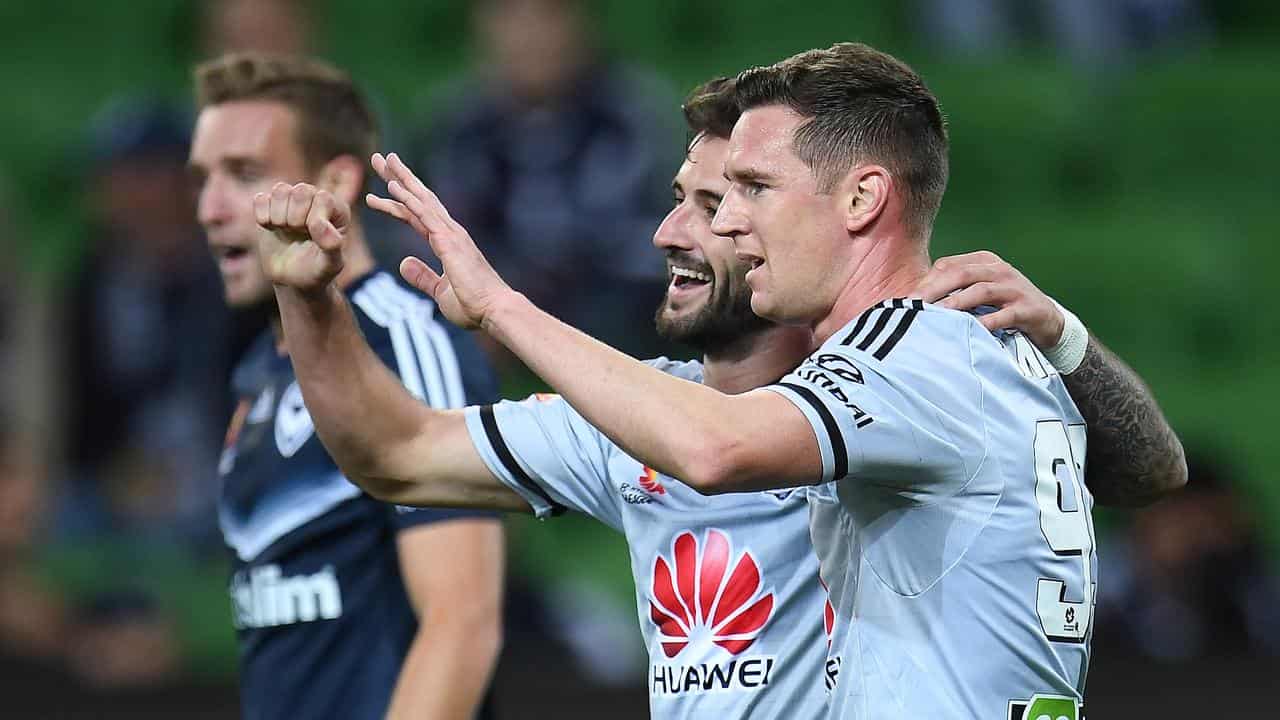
[649,530,774,658]
[639,466,666,495]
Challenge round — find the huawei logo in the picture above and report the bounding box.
[639,466,666,495]
[649,530,774,658]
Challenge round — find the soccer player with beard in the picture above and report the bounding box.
[186,53,502,720]
[256,73,1182,717]
[346,44,1186,719]
[259,77,828,719]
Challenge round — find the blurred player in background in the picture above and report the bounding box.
[186,53,503,720]
[254,68,1183,716]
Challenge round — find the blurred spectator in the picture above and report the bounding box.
[65,589,180,689]
[58,100,235,546]
[1097,450,1280,661]
[0,418,68,669]
[0,414,182,691]
[200,0,312,57]
[0,177,56,457]
[918,0,1211,68]
[417,0,678,359]
[0,179,20,414]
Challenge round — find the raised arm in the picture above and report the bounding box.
[366,154,822,494]
[916,251,1187,506]
[252,182,528,512]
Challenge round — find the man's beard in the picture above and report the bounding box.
[654,275,772,354]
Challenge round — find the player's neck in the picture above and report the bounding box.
[702,325,813,395]
[812,240,929,345]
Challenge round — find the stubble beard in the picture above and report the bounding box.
[653,274,772,354]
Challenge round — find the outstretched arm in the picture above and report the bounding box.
[366,154,822,494]
[252,182,528,511]
[916,251,1187,506]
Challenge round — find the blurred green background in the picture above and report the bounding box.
[2,0,1277,691]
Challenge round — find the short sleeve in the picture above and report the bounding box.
[458,357,701,528]
[764,301,986,498]
[464,395,624,530]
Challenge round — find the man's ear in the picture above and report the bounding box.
[841,164,890,235]
[316,154,364,208]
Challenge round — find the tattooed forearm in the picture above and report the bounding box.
[1063,337,1187,507]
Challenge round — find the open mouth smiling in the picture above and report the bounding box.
[670,265,712,288]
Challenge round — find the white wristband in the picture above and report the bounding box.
[1044,300,1088,374]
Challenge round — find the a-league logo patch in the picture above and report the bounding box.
[1008,694,1083,720]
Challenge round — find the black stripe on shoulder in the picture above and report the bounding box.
[839,306,877,346]
[872,306,921,360]
[479,405,567,516]
[776,382,848,481]
[856,307,898,352]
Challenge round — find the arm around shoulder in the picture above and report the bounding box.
[1064,336,1188,507]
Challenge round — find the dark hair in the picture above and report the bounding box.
[194,52,378,179]
[682,76,740,143]
[733,42,949,238]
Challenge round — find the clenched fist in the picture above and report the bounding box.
[253,182,350,293]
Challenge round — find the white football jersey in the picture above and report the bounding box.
[767,300,1095,720]
[465,359,831,719]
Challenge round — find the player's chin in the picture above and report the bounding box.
[747,290,775,321]
[660,290,700,316]
[655,304,697,338]
[654,306,685,334]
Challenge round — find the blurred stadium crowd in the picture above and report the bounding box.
[0,0,1277,717]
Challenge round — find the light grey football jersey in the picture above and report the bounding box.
[464,359,829,719]
[767,300,1095,720]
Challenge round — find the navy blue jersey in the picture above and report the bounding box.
[217,270,498,720]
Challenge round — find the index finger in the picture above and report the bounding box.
[385,153,455,224]
[914,262,1001,303]
[932,250,1001,271]
[315,190,351,233]
[914,265,968,303]
[371,152,450,231]
[306,191,350,249]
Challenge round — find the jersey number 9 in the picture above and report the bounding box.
[1033,420,1095,643]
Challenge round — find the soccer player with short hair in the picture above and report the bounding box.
[186,53,503,720]
[255,62,1182,718]
[342,43,1186,718]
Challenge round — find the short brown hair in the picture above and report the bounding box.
[194,52,378,179]
[733,43,949,238]
[682,76,739,143]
